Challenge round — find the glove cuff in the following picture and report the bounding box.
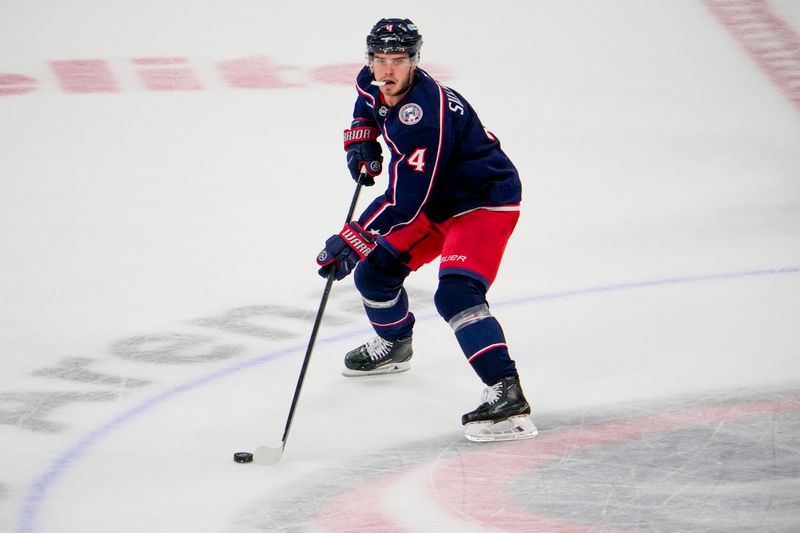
[343,126,379,149]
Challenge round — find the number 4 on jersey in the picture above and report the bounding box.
[407,148,427,172]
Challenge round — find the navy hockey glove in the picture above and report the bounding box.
[343,121,382,186]
[316,222,377,280]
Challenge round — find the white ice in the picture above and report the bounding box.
[1,1,799,532]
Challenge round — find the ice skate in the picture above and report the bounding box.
[462,376,538,442]
[342,336,413,376]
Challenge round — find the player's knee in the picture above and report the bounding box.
[434,275,488,322]
[354,245,410,301]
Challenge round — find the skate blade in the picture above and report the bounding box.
[464,415,538,442]
[341,360,411,377]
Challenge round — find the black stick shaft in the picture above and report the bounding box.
[278,178,364,449]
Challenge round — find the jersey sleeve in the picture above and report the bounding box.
[351,67,379,125]
[358,86,447,236]
[352,94,376,125]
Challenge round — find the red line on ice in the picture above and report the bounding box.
[429,396,800,531]
[312,396,800,532]
[704,0,800,109]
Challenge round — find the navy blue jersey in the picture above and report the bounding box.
[351,66,521,236]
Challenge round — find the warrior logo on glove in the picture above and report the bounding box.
[340,226,374,259]
[343,120,383,186]
[316,222,377,280]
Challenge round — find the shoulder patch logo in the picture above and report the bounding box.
[398,103,423,126]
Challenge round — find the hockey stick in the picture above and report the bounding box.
[254,172,365,465]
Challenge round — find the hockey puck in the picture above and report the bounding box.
[233,452,253,464]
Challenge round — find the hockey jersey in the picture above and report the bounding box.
[351,66,521,236]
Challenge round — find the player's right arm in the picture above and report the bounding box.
[342,69,384,186]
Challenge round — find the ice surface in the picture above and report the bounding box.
[1,1,799,532]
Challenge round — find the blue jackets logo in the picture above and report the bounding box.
[398,103,423,125]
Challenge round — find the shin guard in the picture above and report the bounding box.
[362,287,415,340]
[436,276,517,385]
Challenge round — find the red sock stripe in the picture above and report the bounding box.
[467,343,507,362]
[370,312,412,328]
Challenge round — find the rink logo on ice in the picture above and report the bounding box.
[0,56,451,96]
[0,288,434,434]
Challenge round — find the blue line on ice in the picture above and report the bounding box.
[17,265,800,533]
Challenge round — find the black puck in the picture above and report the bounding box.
[233,451,253,463]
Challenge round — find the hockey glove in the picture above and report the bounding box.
[317,222,377,280]
[343,120,382,186]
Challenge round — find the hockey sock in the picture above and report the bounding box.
[362,287,415,340]
[452,309,517,386]
[435,275,518,385]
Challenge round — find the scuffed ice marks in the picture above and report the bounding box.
[235,433,472,532]
[234,387,800,532]
[0,391,118,433]
[33,357,151,388]
[110,332,244,365]
[192,304,357,340]
[511,390,800,533]
[0,482,7,533]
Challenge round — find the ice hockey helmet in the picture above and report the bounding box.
[366,18,423,60]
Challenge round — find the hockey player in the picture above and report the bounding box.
[316,18,536,442]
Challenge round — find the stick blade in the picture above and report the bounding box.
[253,444,284,465]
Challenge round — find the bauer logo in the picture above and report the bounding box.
[398,103,423,125]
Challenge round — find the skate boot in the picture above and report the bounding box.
[342,336,413,377]
[462,376,538,442]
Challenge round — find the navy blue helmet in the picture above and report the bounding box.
[366,18,423,60]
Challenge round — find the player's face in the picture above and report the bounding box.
[371,53,415,105]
